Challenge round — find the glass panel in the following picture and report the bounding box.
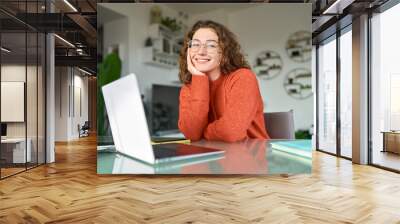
[0,1,46,178]
[27,30,38,169]
[340,29,352,158]
[317,36,337,154]
[38,32,45,165]
[26,0,39,13]
[371,4,400,171]
[26,0,39,169]
[1,30,27,177]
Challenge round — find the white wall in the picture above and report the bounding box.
[103,17,130,76]
[1,63,46,163]
[1,65,40,137]
[100,3,313,131]
[74,74,89,137]
[100,3,181,103]
[55,67,68,141]
[228,4,312,130]
[190,8,228,25]
[1,66,26,137]
[55,67,89,141]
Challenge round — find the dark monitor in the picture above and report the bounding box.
[1,123,6,137]
[151,84,181,135]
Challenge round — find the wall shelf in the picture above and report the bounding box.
[143,23,182,69]
[141,47,179,69]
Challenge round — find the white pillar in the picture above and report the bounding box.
[45,0,56,163]
[46,32,55,163]
[352,14,369,164]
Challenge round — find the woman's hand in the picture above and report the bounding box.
[187,50,206,76]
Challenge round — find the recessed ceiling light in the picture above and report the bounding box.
[78,67,92,76]
[322,0,354,15]
[54,34,75,48]
[1,47,11,53]
[63,0,78,12]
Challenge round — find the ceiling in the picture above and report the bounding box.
[0,0,394,74]
[162,3,258,15]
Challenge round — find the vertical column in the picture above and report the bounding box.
[352,14,369,164]
[46,1,55,163]
[312,45,317,150]
[336,29,341,156]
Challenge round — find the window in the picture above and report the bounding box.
[371,2,400,171]
[339,28,352,158]
[317,36,337,154]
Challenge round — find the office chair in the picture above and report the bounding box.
[79,121,90,138]
[264,110,295,139]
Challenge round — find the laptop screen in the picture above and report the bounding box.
[151,84,181,135]
[102,74,156,164]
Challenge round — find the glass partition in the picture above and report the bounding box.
[371,3,400,171]
[27,30,38,169]
[317,36,337,154]
[1,30,28,177]
[339,28,352,158]
[0,2,46,179]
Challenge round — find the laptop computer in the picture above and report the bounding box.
[101,73,224,165]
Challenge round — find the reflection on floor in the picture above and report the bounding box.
[0,162,41,178]
[0,167,25,177]
[373,151,400,171]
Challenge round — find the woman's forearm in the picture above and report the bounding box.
[178,75,210,141]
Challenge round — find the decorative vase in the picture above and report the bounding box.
[150,6,162,24]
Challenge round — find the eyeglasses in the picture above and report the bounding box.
[188,40,219,53]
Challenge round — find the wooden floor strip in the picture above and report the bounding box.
[0,135,400,223]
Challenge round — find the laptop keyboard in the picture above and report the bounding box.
[152,143,223,163]
[153,145,178,159]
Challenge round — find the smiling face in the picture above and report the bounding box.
[189,28,222,75]
[179,20,250,84]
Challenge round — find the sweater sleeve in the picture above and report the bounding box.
[204,70,260,142]
[178,75,210,141]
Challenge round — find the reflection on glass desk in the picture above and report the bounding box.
[97,139,312,175]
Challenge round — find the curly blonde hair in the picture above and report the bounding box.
[178,20,250,84]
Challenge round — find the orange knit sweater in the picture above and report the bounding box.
[178,68,270,142]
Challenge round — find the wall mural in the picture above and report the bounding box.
[285,31,312,63]
[253,50,282,80]
[283,68,312,99]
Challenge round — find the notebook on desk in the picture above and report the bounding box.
[101,73,224,165]
[270,140,312,159]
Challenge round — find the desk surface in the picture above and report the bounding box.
[97,139,313,175]
[381,131,400,134]
[1,138,27,143]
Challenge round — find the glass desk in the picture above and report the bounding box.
[97,139,312,175]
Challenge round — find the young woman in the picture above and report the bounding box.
[178,20,270,142]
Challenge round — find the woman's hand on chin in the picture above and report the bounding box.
[187,51,206,76]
